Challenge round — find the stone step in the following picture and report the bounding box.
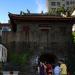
[1,71,19,75]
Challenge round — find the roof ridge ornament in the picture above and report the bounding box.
[27,9,30,14]
[8,12,12,15]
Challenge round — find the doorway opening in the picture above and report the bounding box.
[39,52,57,64]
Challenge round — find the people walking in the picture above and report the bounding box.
[53,63,61,75]
[38,61,47,75]
[46,63,53,75]
[59,60,67,75]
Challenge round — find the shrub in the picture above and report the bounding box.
[9,49,33,65]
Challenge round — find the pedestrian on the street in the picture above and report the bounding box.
[38,61,47,75]
[59,60,67,75]
[53,63,61,75]
[46,62,53,75]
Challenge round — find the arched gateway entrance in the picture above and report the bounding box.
[39,53,57,64]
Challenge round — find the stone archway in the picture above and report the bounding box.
[39,52,57,64]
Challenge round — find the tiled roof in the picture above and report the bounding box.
[0,23,10,29]
[8,13,75,22]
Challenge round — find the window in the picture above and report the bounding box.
[57,2,60,6]
[62,4,65,7]
[70,1,72,4]
[51,2,56,6]
[66,1,69,5]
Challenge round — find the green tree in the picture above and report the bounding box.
[48,7,65,15]
[56,7,65,14]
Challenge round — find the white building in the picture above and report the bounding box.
[46,0,75,12]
